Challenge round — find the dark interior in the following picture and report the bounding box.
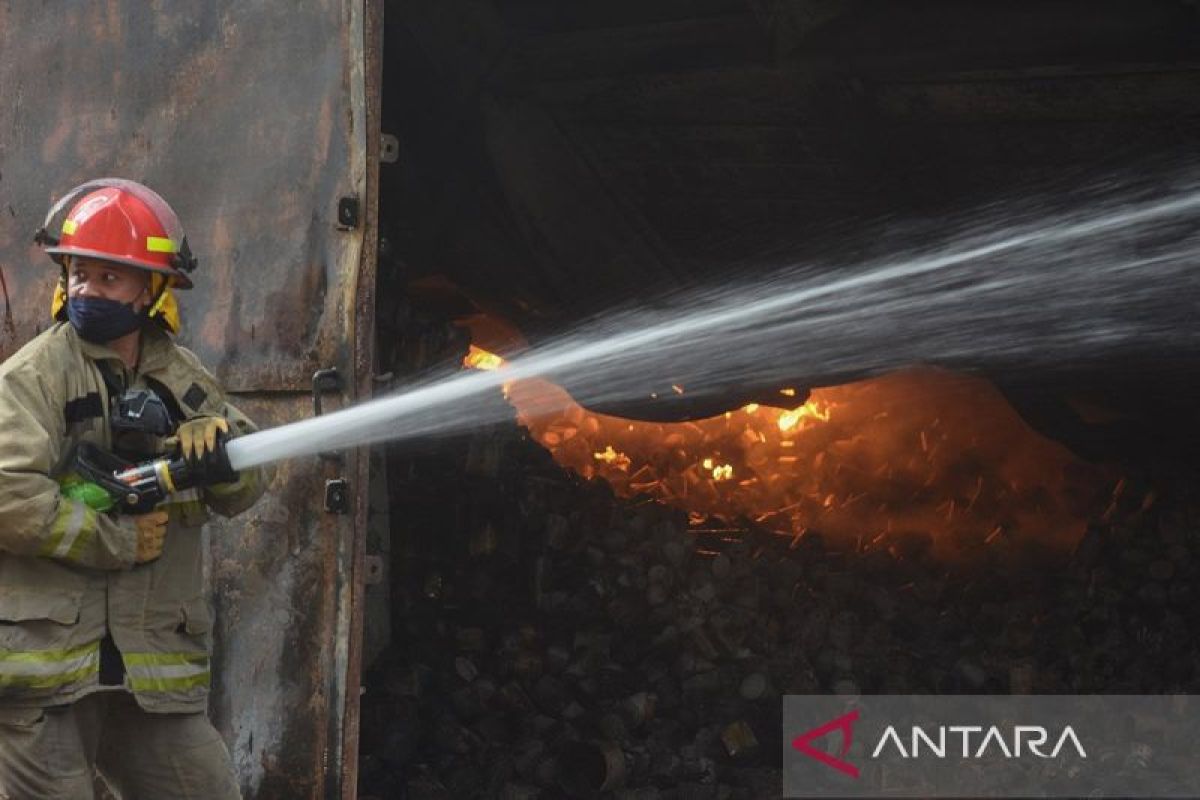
[376,0,1200,458]
[358,3,1200,797]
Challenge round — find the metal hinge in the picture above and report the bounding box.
[313,368,349,514]
[380,133,400,164]
[337,196,360,230]
[311,369,344,464]
[324,478,351,514]
[311,368,342,417]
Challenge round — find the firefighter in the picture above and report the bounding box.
[0,179,264,799]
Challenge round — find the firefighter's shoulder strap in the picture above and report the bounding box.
[95,359,124,408]
[96,359,186,431]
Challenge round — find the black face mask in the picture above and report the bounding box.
[66,297,145,343]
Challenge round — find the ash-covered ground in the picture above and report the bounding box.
[358,417,1199,800]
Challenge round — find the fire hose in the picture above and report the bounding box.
[58,383,252,514]
[61,441,231,514]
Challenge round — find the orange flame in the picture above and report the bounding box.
[464,346,1094,558]
[464,345,504,371]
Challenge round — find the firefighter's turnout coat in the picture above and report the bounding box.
[0,322,263,713]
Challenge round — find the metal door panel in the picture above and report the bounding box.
[0,3,378,796]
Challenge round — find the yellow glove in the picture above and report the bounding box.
[133,510,169,564]
[176,417,230,461]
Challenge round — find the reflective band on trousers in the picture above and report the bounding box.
[39,499,98,562]
[124,652,210,692]
[0,642,99,689]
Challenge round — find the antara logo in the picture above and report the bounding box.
[792,709,862,778]
[792,710,1087,778]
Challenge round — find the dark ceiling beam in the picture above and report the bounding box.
[493,14,765,86]
[534,67,831,124]
[532,62,1200,126]
[769,1,1200,73]
[876,66,1200,121]
[493,0,749,35]
[564,116,1198,173]
[567,122,838,166]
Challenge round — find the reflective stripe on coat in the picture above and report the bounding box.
[0,323,264,712]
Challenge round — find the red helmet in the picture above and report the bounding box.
[36,178,197,289]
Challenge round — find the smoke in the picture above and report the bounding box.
[227,171,1200,472]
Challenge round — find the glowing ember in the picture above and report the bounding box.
[464,345,504,371]
[594,445,631,471]
[777,402,830,432]
[464,347,1096,558]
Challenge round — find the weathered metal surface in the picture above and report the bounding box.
[340,3,383,798]
[205,403,347,798]
[0,2,362,393]
[0,2,374,798]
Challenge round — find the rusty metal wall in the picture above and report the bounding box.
[0,2,376,797]
[0,1,363,391]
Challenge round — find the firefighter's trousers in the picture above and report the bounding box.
[0,690,240,799]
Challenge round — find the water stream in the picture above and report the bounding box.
[227,175,1200,472]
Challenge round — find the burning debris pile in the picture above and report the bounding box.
[473,346,1097,560]
[357,404,1200,799]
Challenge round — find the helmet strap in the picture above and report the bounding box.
[54,263,69,321]
[145,274,173,321]
[148,288,168,318]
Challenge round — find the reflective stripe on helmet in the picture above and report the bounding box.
[61,219,78,235]
[145,236,176,254]
[0,642,100,690]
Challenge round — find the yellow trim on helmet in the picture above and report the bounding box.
[145,236,176,253]
[61,219,77,235]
